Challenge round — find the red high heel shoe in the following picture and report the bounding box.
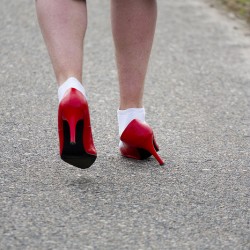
[120,119,164,165]
[58,88,97,169]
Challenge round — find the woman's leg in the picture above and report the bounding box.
[111,0,164,164]
[36,0,97,169]
[36,0,87,85]
[111,0,157,109]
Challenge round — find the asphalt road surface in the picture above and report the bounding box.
[1,0,249,249]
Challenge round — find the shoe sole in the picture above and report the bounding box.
[61,120,96,169]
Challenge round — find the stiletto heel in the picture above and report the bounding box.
[58,88,97,169]
[143,138,164,165]
[120,119,164,165]
[68,117,77,144]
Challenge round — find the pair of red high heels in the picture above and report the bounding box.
[58,88,164,169]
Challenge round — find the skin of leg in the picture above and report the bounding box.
[36,0,87,85]
[111,0,157,109]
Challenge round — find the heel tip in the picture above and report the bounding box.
[70,142,76,145]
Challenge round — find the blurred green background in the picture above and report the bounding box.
[220,0,250,22]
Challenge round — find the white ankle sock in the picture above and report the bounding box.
[58,77,86,103]
[117,107,145,135]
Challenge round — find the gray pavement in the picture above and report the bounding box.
[1,0,250,249]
